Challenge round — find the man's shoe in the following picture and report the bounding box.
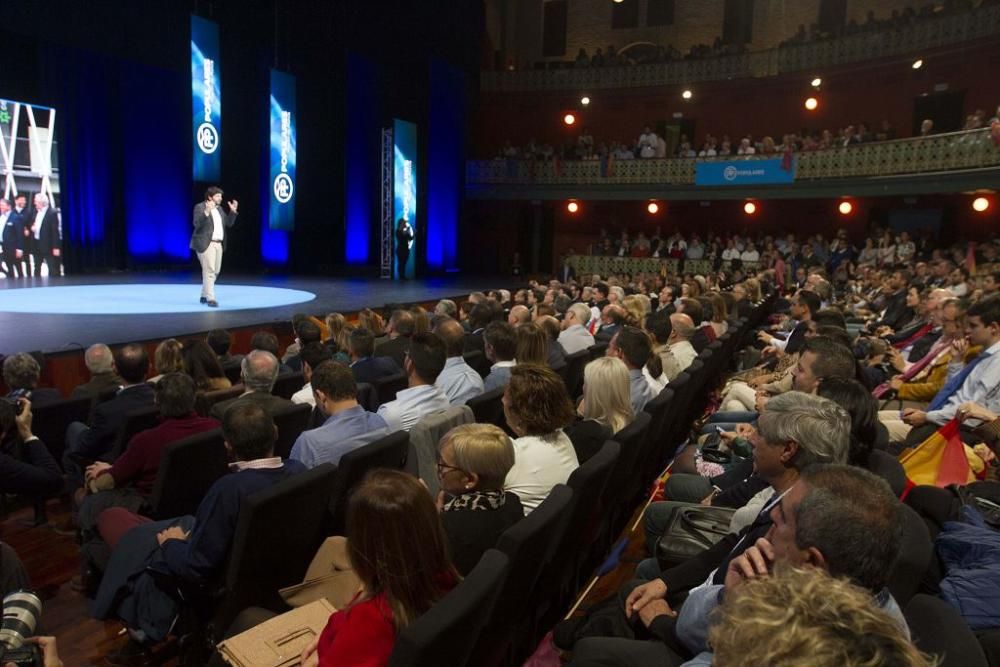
[200,297,207,304]
[207,300,219,308]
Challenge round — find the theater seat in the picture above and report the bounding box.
[271,403,312,459]
[388,549,509,667]
[146,428,229,520]
[328,430,410,533]
[466,387,506,431]
[407,406,474,496]
[905,594,989,667]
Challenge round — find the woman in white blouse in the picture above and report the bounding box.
[502,365,579,514]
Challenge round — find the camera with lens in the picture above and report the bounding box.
[0,591,43,666]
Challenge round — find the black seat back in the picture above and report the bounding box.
[466,387,506,429]
[587,342,608,360]
[887,504,935,607]
[147,428,229,519]
[272,403,313,459]
[271,372,305,400]
[328,430,410,532]
[107,405,161,461]
[905,594,989,667]
[373,372,408,408]
[389,550,510,667]
[463,349,490,378]
[31,395,92,465]
[562,349,590,399]
[355,382,377,412]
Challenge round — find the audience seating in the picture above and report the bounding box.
[271,372,305,400]
[167,463,339,657]
[465,387,507,431]
[904,594,989,667]
[355,381,377,412]
[408,406,475,496]
[106,406,161,461]
[638,387,674,488]
[602,412,653,539]
[222,364,243,386]
[471,485,574,667]
[146,428,229,520]
[587,342,607,360]
[388,549,510,667]
[887,504,936,608]
[272,403,313,459]
[373,372,408,408]
[31,395,91,466]
[328,430,410,534]
[561,349,590,399]
[462,350,490,379]
[199,385,244,413]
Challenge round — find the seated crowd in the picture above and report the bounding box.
[2,226,999,665]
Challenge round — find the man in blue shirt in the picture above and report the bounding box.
[434,318,484,406]
[290,361,391,467]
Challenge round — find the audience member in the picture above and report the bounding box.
[483,321,519,392]
[608,326,657,414]
[502,365,578,513]
[290,361,390,467]
[71,344,123,399]
[668,313,698,371]
[209,350,294,420]
[206,329,243,377]
[376,332,450,431]
[347,327,402,385]
[433,318,484,406]
[285,319,323,373]
[647,311,682,381]
[3,352,60,405]
[436,423,524,575]
[0,397,62,500]
[148,339,183,384]
[508,304,531,325]
[290,341,334,406]
[323,313,352,364]
[516,321,549,366]
[559,303,596,355]
[566,357,633,462]
[375,309,416,368]
[182,339,232,392]
[249,331,294,375]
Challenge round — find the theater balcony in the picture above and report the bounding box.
[466,128,1000,201]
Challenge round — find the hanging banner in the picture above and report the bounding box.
[268,69,296,231]
[695,158,795,186]
[393,119,417,280]
[191,15,221,181]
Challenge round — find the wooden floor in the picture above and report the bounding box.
[1,498,180,666]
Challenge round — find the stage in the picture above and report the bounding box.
[0,272,501,355]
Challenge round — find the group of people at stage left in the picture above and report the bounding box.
[0,192,63,279]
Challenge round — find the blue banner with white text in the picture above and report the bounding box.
[268,69,296,232]
[191,15,221,181]
[393,119,417,280]
[695,158,795,186]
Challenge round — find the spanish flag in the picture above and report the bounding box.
[899,419,974,499]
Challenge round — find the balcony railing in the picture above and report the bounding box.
[482,5,1000,92]
[466,128,1000,186]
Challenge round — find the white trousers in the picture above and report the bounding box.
[197,242,223,300]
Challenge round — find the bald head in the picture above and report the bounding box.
[508,305,530,325]
[241,349,280,393]
[434,318,466,357]
[669,313,695,341]
[85,344,114,374]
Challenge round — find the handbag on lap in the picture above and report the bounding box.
[655,505,736,570]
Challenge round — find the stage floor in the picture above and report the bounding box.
[0,272,501,354]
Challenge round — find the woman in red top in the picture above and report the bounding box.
[301,469,459,667]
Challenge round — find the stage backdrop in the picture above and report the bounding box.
[191,15,221,182]
[393,118,416,280]
[260,68,294,266]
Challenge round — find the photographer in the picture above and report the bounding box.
[2,636,64,667]
[0,398,63,500]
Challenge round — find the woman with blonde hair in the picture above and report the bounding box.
[436,423,524,575]
[357,308,385,336]
[515,321,549,365]
[410,305,430,335]
[622,294,650,330]
[743,277,762,302]
[148,339,183,384]
[324,313,352,364]
[566,357,634,462]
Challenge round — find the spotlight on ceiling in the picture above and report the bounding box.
[912,59,923,69]
[580,96,591,106]
[811,77,822,87]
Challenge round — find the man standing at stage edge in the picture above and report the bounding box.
[190,186,238,307]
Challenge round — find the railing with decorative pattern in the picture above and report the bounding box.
[466,128,1000,186]
[482,6,1000,92]
[567,255,761,279]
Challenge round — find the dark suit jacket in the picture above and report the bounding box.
[690,327,711,353]
[210,391,294,421]
[31,208,60,252]
[463,330,485,356]
[374,336,411,369]
[1,211,21,249]
[76,383,156,461]
[190,201,237,253]
[783,320,810,356]
[350,356,401,385]
[907,330,942,363]
[595,323,620,342]
[71,372,124,399]
[878,290,912,332]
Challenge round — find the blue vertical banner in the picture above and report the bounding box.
[268,69,296,231]
[393,119,417,280]
[191,15,221,181]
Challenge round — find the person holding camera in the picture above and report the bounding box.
[0,398,62,500]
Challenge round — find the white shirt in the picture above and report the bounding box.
[721,248,740,261]
[376,383,450,432]
[210,206,224,241]
[435,356,484,406]
[504,430,579,514]
[558,324,595,356]
[291,382,315,406]
[740,249,760,262]
[670,340,698,371]
[33,207,47,239]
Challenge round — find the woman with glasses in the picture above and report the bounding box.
[435,423,523,575]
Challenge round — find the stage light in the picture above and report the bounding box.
[744,201,757,215]
[563,113,576,126]
[838,201,853,215]
[567,200,579,213]
[580,96,591,106]
[681,89,693,100]
[811,77,822,87]
[804,97,819,111]
[613,0,624,3]
[973,197,990,212]
[647,202,659,214]
[912,59,923,69]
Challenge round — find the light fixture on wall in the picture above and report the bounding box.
[580,96,591,106]
[804,97,819,111]
[647,201,659,214]
[681,89,693,100]
[563,113,576,126]
[973,197,990,212]
[912,58,924,69]
[567,200,580,213]
[811,77,822,87]
[744,201,757,215]
[838,200,853,215]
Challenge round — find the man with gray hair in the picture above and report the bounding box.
[558,302,595,355]
[434,299,457,319]
[210,350,294,420]
[668,313,698,371]
[3,352,60,405]
[71,344,124,399]
[30,192,61,277]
